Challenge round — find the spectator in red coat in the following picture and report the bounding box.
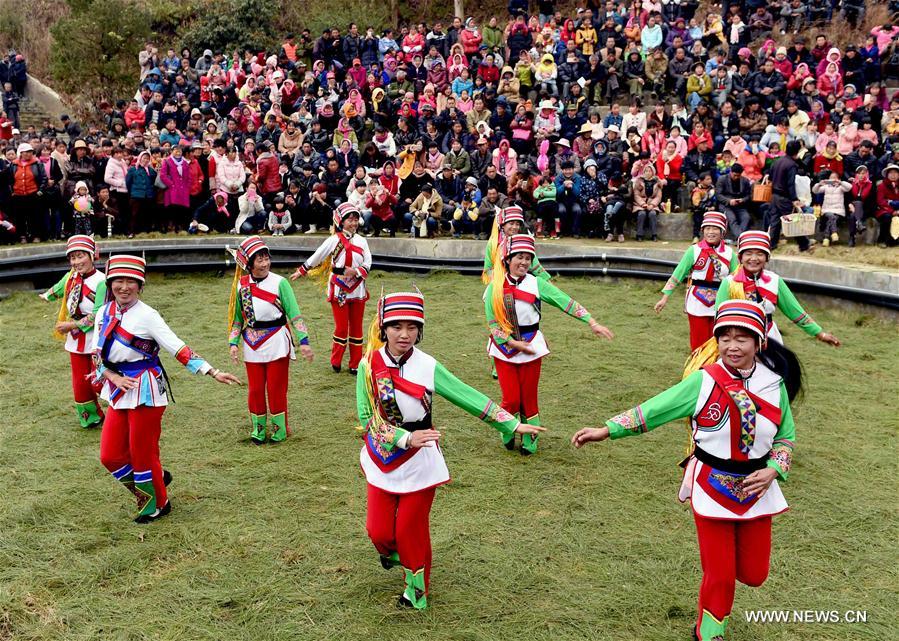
[255,141,282,202]
[875,164,899,247]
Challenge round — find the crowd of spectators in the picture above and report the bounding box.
[2,1,899,248]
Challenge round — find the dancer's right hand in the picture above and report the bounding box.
[409,429,441,448]
[507,339,535,354]
[515,423,546,436]
[570,426,610,448]
[289,268,303,281]
[229,345,239,364]
[108,373,139,393]
[654,295,668,313]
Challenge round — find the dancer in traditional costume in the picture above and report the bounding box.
[714,231,841,347]
[485,234,613,455]
[654,212,738,351]
[40,234,106,428]
[481,204,551,283]
[291,202,372,374]
[94,255,241,523]
[228,236,314,444]
[358,289,544,609]
[573,300,801,641]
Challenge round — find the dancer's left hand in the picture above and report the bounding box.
[299,345,314,362]
[816,331,841,347]
[213,371,243,385]
[55,321,78,333]
[741,468,779,498]
[589,319,614,340]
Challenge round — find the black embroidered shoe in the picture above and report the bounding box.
[134,500,172,524]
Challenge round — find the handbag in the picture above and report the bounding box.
[752,176,772,203]
[154,170,168,190]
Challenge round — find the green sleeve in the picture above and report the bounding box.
[728,252,739,273]
[776,278,823,337]
[714,276,733,311]
[606,371,704,439]
[357,360,409,452]
[529,255,551,281]
[228,290,243,347]
[44,272,71,301]
[661,248,695,295]
[434,362,518,440]
[484,282,509,346]
[766,382,795,481]
[483,242,494,272]
[278,277,310,345]
[537,278,592,323]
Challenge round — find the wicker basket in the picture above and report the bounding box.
[752,177,772,203]
[781,212,817,237]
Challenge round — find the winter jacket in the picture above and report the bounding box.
[159,156,193,207]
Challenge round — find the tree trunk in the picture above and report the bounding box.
[454,0,464,19]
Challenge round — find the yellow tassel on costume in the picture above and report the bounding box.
[359,313,387,435]
[226,264,242,332]
[680,336,720,457]
[53,297,69,341]
[481,217,500,284]
[490,245,513,335]
[305,254,333,291]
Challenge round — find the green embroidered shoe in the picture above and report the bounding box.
[520,414,541,455]
[76,400,103,428]
[132,471,156,520]
[398,567,427,610]
[250,413,267,444]
[269,413,288,443]
[379,551,400,570]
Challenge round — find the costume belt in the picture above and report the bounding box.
[693,446,768,474]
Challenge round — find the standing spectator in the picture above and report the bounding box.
[158,143,193,232]
[8,142,47,242]
[126,150,156,234]
[632,163,663,241]
[812,171,852,246]
[103,146,131,233]
[767,140,810,251]
[554,160,583,237]
[2,82,19,129]
[715,163,752,240]
[875,164,899,247]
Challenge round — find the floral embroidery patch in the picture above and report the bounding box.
[610,406,646,434]
[769,441,793,475]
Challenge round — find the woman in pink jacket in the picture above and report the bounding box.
[103,146,131,232]
[159,144,193,232]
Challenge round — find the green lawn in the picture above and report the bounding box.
[0,271,895,641]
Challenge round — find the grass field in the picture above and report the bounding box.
[0,271,896,641]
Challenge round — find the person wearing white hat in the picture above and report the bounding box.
[10,140,48,241]
[714,231,841,347]
[94,255,241,523]
[291,202,372,374]
[39,235,107,428]
[358,288,543,609]
[486,235,613,454]
[573,300,803,641]
[654,211,738,351]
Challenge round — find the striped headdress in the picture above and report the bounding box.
[505,233,536,258]
[737,231,771,257]
[105,254,146,283]
[714,300,767,342]
[235,235,267,271]
[66,234,98,259]
[700,211,728,233]
[378,291,426,326]
[499,205,525,226]
[333,202,361,230]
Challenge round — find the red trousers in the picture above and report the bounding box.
[100,405,168,507]
[688,314,715,352]
[70,352,99,405]
[494,357,542,420]
[330,299,365,369]
[246,357,289,420]
[366,484,437,592]
[694,512,772,639]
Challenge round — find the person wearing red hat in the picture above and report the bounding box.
[485,234,614,454]
[94,255,241,523]
[573,300,802,641]
[358,288,543,609]
[654,211,739,351]
[714,231,841,347]
[291,202,372,374]
[228,236,313,444]
[39,235,106,428]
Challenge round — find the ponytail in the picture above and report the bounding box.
[758,340,804,402]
